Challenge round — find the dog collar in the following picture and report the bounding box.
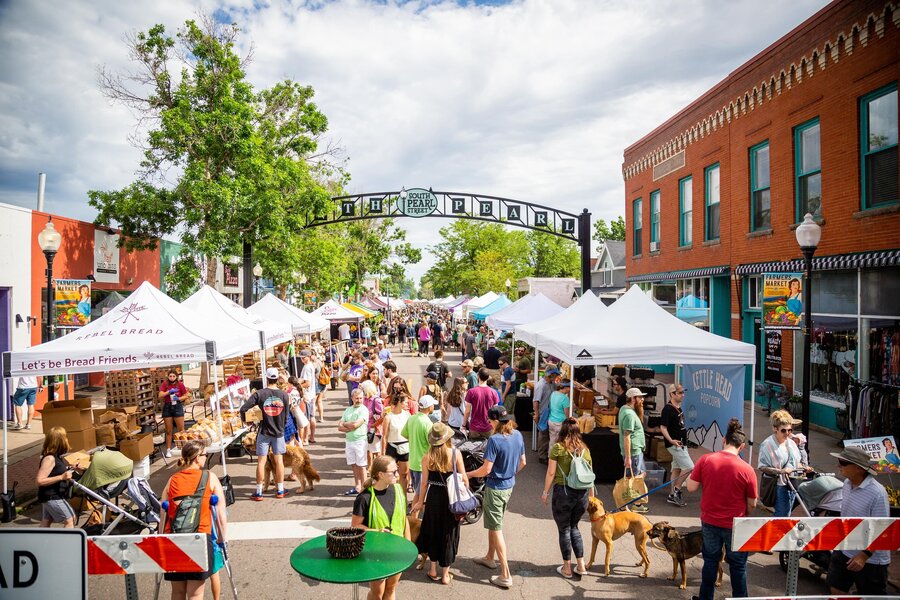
[590,514,606,522]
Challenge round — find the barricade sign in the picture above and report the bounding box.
[88,532,209,574]
[731,597,887,599]
[732,517,900,552]
[0,528,87,600]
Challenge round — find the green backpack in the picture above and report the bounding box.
[563,450,595,490]
[171,470,209,533]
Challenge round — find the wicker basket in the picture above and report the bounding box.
[326,527,366,559]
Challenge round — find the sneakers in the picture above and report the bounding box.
[164,449,172,458]
[250,492,264,502]
[24,424,31,430]
[12,423,22,431]
[667,489,687,507]
[275,490,287,499]
[632,504,649,513]
[490,575,513,589]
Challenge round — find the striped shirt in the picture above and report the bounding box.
[840,475,890,564]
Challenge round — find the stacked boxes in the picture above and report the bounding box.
[105,370,156,428]
[39,398,96,451]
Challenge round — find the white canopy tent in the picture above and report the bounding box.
[486,293,564,331]
[249,293,329,335]
[514,291,605,346]
[2,281,259,495]
[312,299,365,322]
[184,286,292,351]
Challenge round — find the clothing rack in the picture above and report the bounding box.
[849,377,900,390]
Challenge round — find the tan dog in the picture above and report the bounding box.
[242,432,321,493]
[648,521,723,590]
[586,496,652,577]
[407,515,428,569]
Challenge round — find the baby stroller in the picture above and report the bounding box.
[777,470,843,576]
[452,430,488,524]
[69,448,160,535]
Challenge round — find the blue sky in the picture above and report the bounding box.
[0,0,830,282]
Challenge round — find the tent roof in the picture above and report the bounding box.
[343,302,376,317]
[537,285,757,365]
[514,291,605,346]
[471,295,512,320]
[486,293,564,331]
[248,294,329,335]
[312,299,364,321]
[183,286,292,352]
[5,281,249,377]
[446,295,469,309]
[463,291,499,310]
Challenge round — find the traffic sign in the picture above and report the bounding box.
[0,528,86,599]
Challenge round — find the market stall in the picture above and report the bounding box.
[470,295,512,321]
[485,293,564,331]
[312,299,365,339]
[248,293,330,336]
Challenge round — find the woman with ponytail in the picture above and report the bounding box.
[351,455,409,600]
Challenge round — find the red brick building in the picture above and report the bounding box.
[622,0,899,430]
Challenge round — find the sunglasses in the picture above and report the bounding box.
[673,390,684,395]
[779,428,793,433]
[386,469,399,476]
[838,459,851,467]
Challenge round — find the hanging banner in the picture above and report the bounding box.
[683,364,746,452]
[764,330,782,385]
[763,273,803,330]
[55,279,92,328]
[93,229,120,284]
[843,436,900,474]
[303,290,318,307]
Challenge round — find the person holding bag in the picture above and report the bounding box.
[411,422,464,585]
[35,427,81,528]
[757,409,807,516]
[541,418,593,578]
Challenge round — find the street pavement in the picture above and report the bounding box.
[4,347,879,598]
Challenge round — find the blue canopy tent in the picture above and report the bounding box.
[471,295,512,321]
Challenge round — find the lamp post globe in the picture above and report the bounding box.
[252,263,263,301]
[794,212,821,454]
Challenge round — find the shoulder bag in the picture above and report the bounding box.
[447,448,480,519]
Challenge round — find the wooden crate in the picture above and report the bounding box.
[105,370,153,408]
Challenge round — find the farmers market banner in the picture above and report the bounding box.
[55,279,91,328]
[763,273,804,330]
[683,364,745,452]
[843,436,900,474]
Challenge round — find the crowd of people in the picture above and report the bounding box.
[30,305,894,599]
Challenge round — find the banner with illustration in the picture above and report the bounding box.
[55,279,92,328]
[94,229,120,284]
[843,436,900,474]
[303,290,318,307]
[683,364,746,452]
[763,273,804,330]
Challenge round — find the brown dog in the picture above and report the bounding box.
[586,496,652,577]
[648,521,723,590]
[242,433,321,493]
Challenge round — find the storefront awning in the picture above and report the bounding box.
[627,265,729,283]
[735,249,900,275]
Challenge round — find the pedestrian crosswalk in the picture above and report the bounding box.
[228,518,351,541]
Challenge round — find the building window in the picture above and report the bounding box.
[860,84,898,208]
[705,163,720,241]
[675,278,710,330]
[750,141,771,231]
[633,198,642,256]
[650,190,660,248]
[679,176,692,246]
[794,118,821,219]
[747,276,761,310]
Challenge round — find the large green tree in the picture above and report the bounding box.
[89,17,334,299]
[592,215,626,252]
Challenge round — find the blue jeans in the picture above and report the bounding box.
[773,484,796,517]
[700,522,748,600]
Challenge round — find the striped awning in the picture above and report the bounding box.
[627,265,729,283]
[735,249,900,275]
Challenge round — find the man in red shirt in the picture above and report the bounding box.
[684,418,757,600]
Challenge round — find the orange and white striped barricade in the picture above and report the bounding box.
[88,532,209,600]
[732,517,900,596]
[732,596,887,599]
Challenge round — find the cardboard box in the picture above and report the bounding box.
[66,427,97,452]
[62,450,92,469]
[40,398,94,433]
[118,433,153,461]
[97,407,141,431]
[649,437,672,463]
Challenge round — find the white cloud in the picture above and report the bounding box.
[0,0,829,283]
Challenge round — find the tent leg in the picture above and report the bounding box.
[748,378,756,464]
[568,373,574,416]
[211,364,228,477]
[531,347,539,452]
[2,377,7,495]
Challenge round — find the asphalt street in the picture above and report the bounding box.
[62,349,832,598]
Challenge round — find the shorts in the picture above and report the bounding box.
[368,434,382,454]
[625,452,644,475]
[667,445,694,471]
[345,439,368,466]
[165,535,213,582]
[410,470,422,493]
[12,388,37,406]
[316,382,326,394]
[42,498,76,523]
[826,551,888,594]
[385,442,409,463]
[162,402,185,418]
[483,486,513,531]
[302,398,316,421]
[256,433,286,456]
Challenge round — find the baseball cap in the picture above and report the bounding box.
[488,405,511,422]
[555,379,572,389]
[488,338,496,345]
[544,368,561,377]
[418,394,439,409]
[265,367,280,380]
[299,349,311,357]
[425,371,439,380]
[625,387,647,399]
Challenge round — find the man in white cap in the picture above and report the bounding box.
[241,367,290,500]
[402,395,437,512]
[826,446,890,595]
[661,383,693,507]
[619,388,647,490]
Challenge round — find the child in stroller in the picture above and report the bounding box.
[452,430,487,524]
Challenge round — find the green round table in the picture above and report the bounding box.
[290,531,418,599]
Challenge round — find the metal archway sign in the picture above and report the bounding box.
[305,188,593,292]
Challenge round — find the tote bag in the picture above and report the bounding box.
[447,449,480,518]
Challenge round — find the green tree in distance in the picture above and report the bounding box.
[592,216,626,252]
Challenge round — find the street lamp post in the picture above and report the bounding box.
[795,213,822,454]
[38,219,63,393]
[252,263,263,302]
[505,278,511,297]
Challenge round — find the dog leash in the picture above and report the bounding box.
[608,480,672,514]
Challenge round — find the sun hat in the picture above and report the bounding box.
[427,422,454,446]
[418,394,439,409]
[830,446,877,476]
[625,387,647,399]
[488,405,511,422]
[265,367,280,380]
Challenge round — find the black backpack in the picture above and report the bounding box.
[170,471,209,533]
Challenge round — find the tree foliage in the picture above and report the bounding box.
[592,216,626,252]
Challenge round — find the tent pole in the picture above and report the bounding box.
[2,376,8,495]
[568,369,574,415]
[211,363,228,477]
[532,346,539,452]
[748,374,756,464]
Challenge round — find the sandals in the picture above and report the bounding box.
[427,573,441,582]
[556,565,573,579]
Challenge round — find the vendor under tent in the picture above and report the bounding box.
[485,293,564,331]
[248,293,329,335]
[1,281,257,496]
[471,295,512,321]
[312,299,364,322]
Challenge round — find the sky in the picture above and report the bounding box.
[0,0,831,283]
